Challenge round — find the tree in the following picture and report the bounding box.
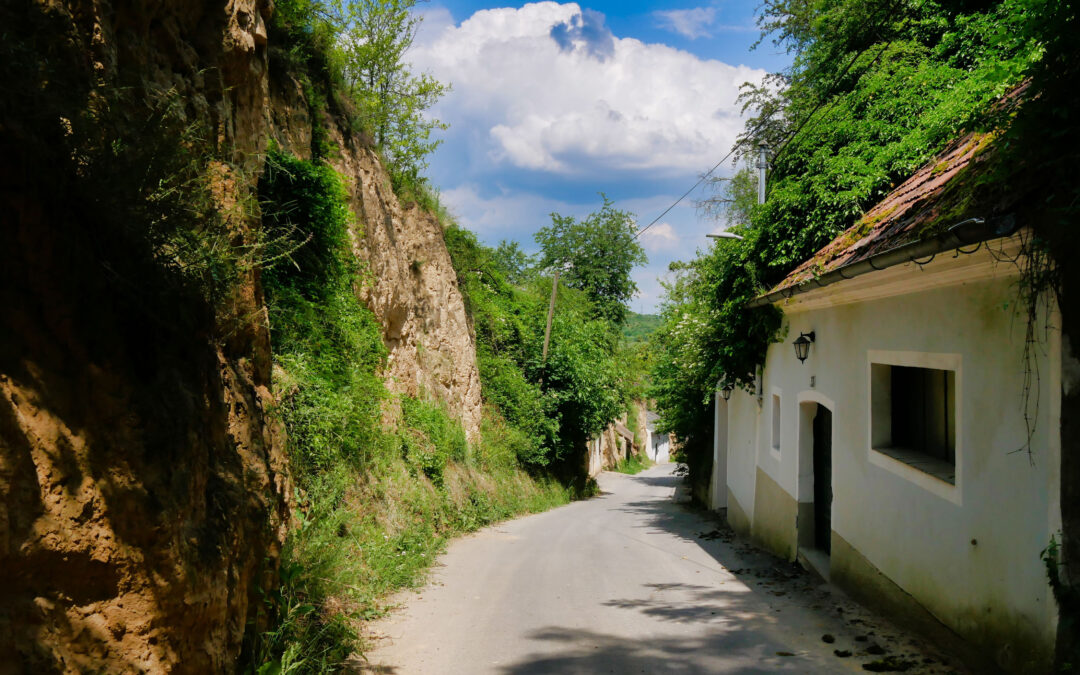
[492,240,535,285]
[696,164,759,229]
[443,226,634,473]
[331,0,448,186]
[534,197,647,326]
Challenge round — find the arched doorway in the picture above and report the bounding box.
[798,397,834,561]
[812,405,832,553]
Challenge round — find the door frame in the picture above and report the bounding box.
[796,391,836,553]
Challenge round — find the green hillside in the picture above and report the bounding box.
[622,312,662,345]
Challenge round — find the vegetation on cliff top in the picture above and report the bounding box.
[269,0,447,196]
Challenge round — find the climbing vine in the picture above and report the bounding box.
[649,0,1049,489]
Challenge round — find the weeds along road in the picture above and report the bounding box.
[356,464,964,674]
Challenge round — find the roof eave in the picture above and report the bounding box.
[747,215,1019,309]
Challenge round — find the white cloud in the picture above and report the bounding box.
[439,184,581,240]
[654,7,717,40]
[639,222,681,252]
[410,2,765,176]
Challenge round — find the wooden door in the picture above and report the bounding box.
[813,405,833,554]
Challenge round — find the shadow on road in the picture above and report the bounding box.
[513,468,967,675]
[625,473,684,489]
[603,582,754,623]
[496,624,820,674]
[350,664,398,674]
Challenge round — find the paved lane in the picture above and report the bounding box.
[358,464,960,674]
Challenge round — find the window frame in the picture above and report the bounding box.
[867,350,963,504]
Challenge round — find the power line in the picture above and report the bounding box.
[633,143,748,240]
[635,39,892,241]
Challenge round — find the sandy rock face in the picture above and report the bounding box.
[1,0,484,670]
[267,78,484,444]
[0,0,289,672]
[337,146,484,443]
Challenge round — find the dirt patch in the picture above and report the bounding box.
[695,520,970,674]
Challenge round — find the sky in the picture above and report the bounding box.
[408,1,792,313]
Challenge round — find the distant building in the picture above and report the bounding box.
[646,410,670,463]
[587,406,644,476]
[712,130,1061,672]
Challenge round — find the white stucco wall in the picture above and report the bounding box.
[725,389,761,522]
[652,434,670,463]
[721,271,1061,663]
[710,391,728,511]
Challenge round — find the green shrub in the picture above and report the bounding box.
[443,224,638,472]
[261,149,388,479]
[398,396,468,486]
[260,147,353,301]
[613,453,652,476]
[476,405,532,472]
[249,467,362,674]
[254,149,392,671]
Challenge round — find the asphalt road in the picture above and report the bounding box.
[358,464,962,674]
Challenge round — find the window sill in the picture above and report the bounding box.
[869,446,960,505]
[872,446,954,484]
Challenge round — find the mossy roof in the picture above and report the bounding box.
[769,131,1000,295]
[766,85,1030,297]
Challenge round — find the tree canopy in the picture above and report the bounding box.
[272,0,448,190]
[535,197,647,326]
[444,226,638,473]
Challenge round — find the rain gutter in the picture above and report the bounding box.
[746,216,1019,308]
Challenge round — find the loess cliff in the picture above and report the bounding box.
[268,73,482,442]
[0,0,482,671]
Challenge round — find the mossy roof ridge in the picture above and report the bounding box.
[768,84,1031,296]
[771,130,996,293]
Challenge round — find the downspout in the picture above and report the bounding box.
[747,216,1018,308]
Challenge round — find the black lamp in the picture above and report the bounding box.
[720,382,734,401]
[793,331,815,363]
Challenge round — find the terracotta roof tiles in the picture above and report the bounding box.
[769,130,998,295]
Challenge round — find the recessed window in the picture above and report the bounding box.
[871,364,956,484]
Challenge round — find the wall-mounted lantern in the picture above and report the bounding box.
[793,331,816,363]
[720,382,734,401]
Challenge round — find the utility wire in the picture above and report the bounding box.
[636,38,892,241]
[633,141,751,240]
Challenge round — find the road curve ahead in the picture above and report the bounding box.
[358,464,959,674]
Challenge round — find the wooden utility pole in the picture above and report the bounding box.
[757,143,768,205]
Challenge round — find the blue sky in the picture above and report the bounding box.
[409,1,791,313]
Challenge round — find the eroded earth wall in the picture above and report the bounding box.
[0,0,483,671]
[267,75,483,442]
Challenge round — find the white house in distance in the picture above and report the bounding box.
[712,129,1062,672]
[646,410,671,463]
